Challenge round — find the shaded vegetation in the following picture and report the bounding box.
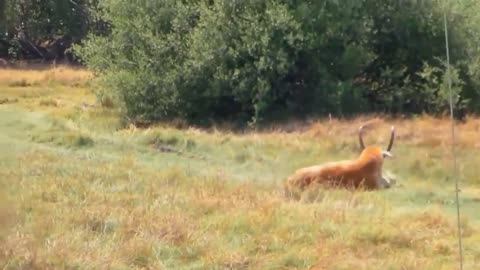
[75,0,480,124]
[2,1,480,123]
[0,0,104,62]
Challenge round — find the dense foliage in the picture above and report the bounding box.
[3,0,480,124]
[0,0,103,61]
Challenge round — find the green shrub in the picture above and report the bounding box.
[75,0,480,124]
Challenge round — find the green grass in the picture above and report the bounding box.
[1,67,480,269]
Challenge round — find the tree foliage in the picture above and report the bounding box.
[3,0,480,124]
[0,0,103,61]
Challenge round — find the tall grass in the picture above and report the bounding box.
[1,67,480,269]
[0,65,93,87]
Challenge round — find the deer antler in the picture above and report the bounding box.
[358,125,366,150]
[386,126,395,152]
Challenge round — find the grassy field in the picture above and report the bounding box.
[1,66,480,269]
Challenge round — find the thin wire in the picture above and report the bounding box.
[443,7,464,270]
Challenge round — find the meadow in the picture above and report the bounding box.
[1,66,480,269]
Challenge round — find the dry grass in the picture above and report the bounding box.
[1,67,480,269]
[273,114,480,150]
[0,65,93,87]
[3,150,478,269]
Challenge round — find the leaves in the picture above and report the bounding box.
[74,0,480,124]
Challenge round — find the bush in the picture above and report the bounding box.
[75,0,480,125]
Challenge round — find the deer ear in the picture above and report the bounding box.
[382,151,393,158]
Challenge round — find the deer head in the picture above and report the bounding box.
[358,125,395,159]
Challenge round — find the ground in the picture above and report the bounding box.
[1,66,480,269]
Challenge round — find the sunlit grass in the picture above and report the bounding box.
[3,149,477,269]
[0,65,93,88]
[1,67,480,269]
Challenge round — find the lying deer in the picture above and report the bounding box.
[285,125,395,193]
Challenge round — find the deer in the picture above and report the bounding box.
[284,125,396,195]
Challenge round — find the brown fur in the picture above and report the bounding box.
[285,126,395,194]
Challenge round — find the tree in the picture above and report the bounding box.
[76,0,480,125]
[0,0,103,61]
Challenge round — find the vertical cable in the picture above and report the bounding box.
[443,6,464,270]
